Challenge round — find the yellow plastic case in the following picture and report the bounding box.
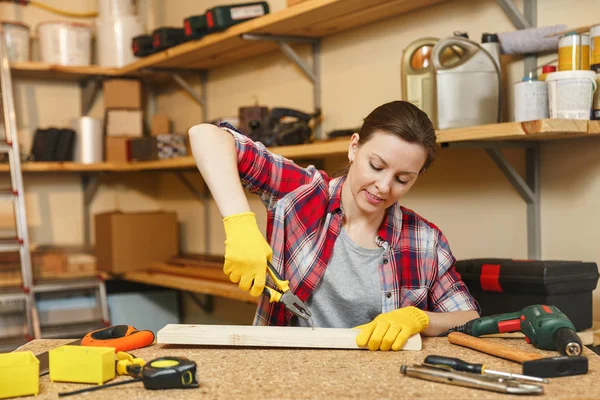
[49,345,115,385]
[0,351,39,399]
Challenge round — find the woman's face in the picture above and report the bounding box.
[346,130,427,215]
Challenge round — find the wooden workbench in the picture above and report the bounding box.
[15,337,600,399]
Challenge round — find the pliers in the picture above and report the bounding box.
[263,260,312,321]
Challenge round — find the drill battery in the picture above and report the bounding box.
[205,2,269,33]
[152,27,187,52]
[132,34,155,57]
[455,259,599,331]
[184,14,208,39]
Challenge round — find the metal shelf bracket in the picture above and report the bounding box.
[187,292,214,314]
[497,0,537,77]
[241,33,322,139]
[80,77,103,116]
[174,172,211,254]
[444,140,541,259]
[82,173,102,248]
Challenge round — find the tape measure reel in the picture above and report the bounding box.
[142,357,199,390]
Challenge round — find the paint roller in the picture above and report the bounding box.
[496,24,567,55]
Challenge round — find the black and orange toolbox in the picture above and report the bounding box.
[455,259,599,331]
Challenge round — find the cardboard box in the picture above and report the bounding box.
[129,134,188,161]
[95,211,178,274]
[151,115,171,136]
[106,110,144,137]
[103,79,142,109]
[0,250,67,275]
[129,137,158,161]
[105,137,130,163]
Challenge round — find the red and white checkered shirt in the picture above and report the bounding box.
[222,124,479,326]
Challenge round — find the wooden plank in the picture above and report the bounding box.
[121,270,257,303]
[168,253,225,266]
[303,0,449,36]
[171,41,278,70]
[120,157,197,171]
[435,122,527,143]
[522,119,588,135]
[9,61,157,81]
[148,262,228,282]
[121,0,450,72]
[274,138,349,158]
[157,323,422,350]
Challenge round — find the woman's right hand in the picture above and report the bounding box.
[222,212,273,297]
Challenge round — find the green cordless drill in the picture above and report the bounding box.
[447,304,582,356]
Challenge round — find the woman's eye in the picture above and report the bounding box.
[369,162,383,171]
[396,177,408,184]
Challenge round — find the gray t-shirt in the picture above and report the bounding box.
[294,228,384,328]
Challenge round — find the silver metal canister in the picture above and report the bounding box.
[71,116,103,164]
[513,79,548,122]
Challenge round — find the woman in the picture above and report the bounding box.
[188,100,479,351]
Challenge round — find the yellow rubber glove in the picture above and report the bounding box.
[355,306,429,351]
[223,212,273,297]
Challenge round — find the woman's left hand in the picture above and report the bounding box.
[354,306,429,351]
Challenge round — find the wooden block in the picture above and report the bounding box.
[521,118,587,135]
[157,324,422,350]
[588,120,600,133]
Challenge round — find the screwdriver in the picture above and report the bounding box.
[424,355,549,384]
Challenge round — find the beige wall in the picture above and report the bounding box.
[2,0,599,324]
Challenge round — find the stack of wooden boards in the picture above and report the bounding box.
[121,254,257,303]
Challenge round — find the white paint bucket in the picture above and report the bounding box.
[98,0,133,18]
[546,70,597,120]
[514,79,548,122]
[36,21,92,66]
[95,15,143,67]
[0,21,30,62]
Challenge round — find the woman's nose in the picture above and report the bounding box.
[375,175,392,193]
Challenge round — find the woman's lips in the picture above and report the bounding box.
[364,190,384,205]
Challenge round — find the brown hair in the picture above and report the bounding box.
[357,100,437,173]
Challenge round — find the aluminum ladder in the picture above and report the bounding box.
[0,35,110,343]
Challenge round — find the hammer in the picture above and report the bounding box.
[448,332,588,378]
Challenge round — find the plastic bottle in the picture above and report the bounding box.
[481,32,501,73]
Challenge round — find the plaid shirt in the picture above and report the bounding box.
[222,124,479,326]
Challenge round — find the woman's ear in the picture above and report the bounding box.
[348,133,360,163]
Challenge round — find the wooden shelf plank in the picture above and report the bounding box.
[121,270,257,303]
[436,119,594,143]
[120,0,452,72]
[10,61,121,81]
[1,119,598,174]
[10,61,166,81]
